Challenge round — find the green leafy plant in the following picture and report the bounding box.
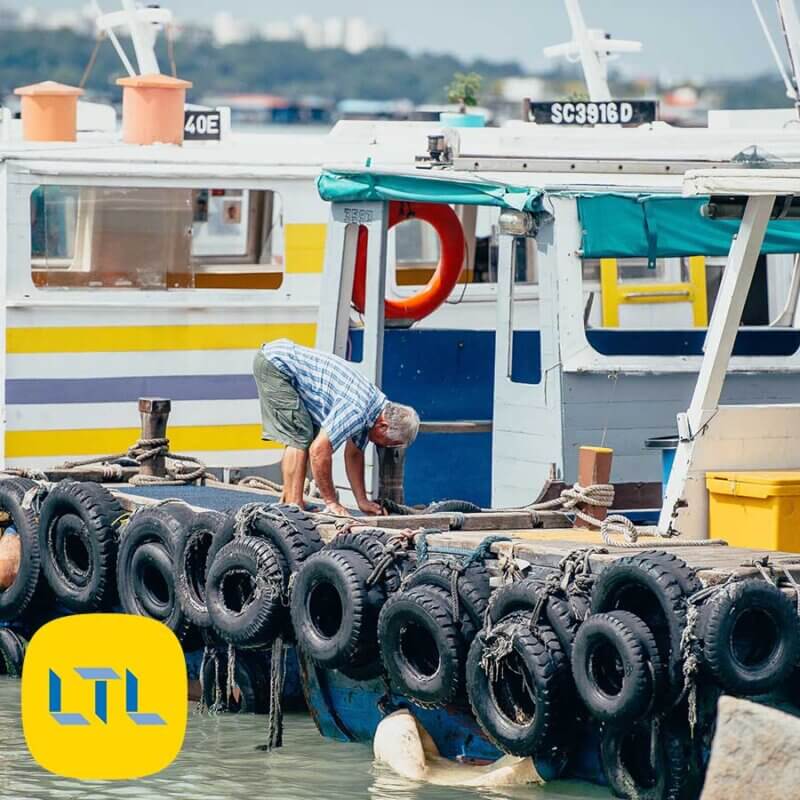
[447,72,482,113]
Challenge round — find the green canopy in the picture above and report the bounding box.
[317,171,544,212]
[318,171,800,261]
[578,194,800,261]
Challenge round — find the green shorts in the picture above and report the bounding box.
[253,350,316,450]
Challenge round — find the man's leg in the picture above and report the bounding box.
[281,446,308,506]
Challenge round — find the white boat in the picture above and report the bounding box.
[4,0,800,514]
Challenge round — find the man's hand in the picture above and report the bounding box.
[357,499,386,516]
[324,502,352,517]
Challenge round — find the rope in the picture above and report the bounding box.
[225,644,237,708]
[60,437,210,486]
[414,532,509,563]
[166,22,178,78]
[197,646,210,714]
[365,532,414,587]
[79,32,106,89]
[264,635,286,751]
[526,482,640,547]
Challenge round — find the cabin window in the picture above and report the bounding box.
[582,254,800,358]
[393,206,536,291]
[30,185,284,290]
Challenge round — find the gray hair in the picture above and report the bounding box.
[383,401,420,446]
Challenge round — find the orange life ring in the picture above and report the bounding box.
[353,201,466,321]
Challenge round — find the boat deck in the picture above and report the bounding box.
[111,482,800,586]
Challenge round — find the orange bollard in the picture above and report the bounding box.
[575,446,614,529]
[14,81,84,142]
[116,73,192,146]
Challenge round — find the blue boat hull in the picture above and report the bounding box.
[297,653,606,786]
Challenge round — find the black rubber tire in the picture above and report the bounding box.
[601,716,690,800]
[116,507,192,640]
[488,578,588,657]
[200,649,270,713]
[154,500,196,528]
[425,500,482,514]
[637,550,703,597]
[131,542,177,620]
[488,577,545,623]
[38,480,123,612]
[290,549,383,670]
[0,628,26,676]
[378,584,463,707]
[250,507,323,576]
[405,559,491,632]
[466,616,571,770]
[591,554,690,702]
[206,536,285,649]
[329,528,406,593]
[547,595,585,658]
[175,510,228,629]
[699,578,800,695]
[572,610,663,725]
[0,478,43,620]
[267,504,324,552]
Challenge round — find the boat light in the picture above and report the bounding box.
[498,209,537,237]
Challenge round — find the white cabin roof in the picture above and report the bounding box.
[684,167,800,196]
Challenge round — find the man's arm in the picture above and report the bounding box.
[345,440,384,516]
[308,431,349,515]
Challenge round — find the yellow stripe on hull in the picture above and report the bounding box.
[6,425,282,459]
[7,323,316,354]
[284,223,327,274]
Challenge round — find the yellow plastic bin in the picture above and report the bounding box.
[706,470,800,552]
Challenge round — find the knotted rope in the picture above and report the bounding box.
[263,636,287,751]
[526,483,640,547]
[60,437,210,485]
[366,531,415,587]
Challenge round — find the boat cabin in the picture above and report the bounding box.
[317,124,800,514]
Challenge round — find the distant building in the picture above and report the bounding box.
[212,11,250,46]
[211,12,387,54]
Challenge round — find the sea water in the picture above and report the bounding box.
[0,678,610,799]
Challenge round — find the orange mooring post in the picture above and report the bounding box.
[14,81,83,142]
[116,73,192,145]
[575,446,614,529]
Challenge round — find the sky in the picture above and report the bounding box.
[10,0,793,81]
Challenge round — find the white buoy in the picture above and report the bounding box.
[372,709,544,788]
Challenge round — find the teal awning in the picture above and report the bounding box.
[317,171,544,212]
[578,194,800,261]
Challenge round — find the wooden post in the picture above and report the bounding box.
[377,446,405,504]
[138,397,171,477]
[575,446,613,528]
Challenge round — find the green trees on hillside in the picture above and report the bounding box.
[0,28,522,104]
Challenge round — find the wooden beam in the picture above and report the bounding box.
[138,397,171,477]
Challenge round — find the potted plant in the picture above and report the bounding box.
[440,72,485,128]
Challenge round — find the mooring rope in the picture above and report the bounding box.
[59,437,210,485]
[264,635,287,751]
[524,483,640,548]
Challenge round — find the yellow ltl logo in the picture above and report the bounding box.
[22,614,187,780]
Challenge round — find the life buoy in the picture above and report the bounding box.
[353,201,466,321]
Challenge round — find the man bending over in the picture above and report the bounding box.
[253,339,419,516]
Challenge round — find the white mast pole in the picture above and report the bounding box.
[777,0,800,112]
[121,0,161,75]
[562,0,612,101]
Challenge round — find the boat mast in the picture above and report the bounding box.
[544,0,642,102]
[93,1,173,76]
[777,0,800,114]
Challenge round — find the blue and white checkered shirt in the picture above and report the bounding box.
[261,339,387,452]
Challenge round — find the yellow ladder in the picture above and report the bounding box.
[600,257,709,328]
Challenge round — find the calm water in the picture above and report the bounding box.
[0,678,608,800]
